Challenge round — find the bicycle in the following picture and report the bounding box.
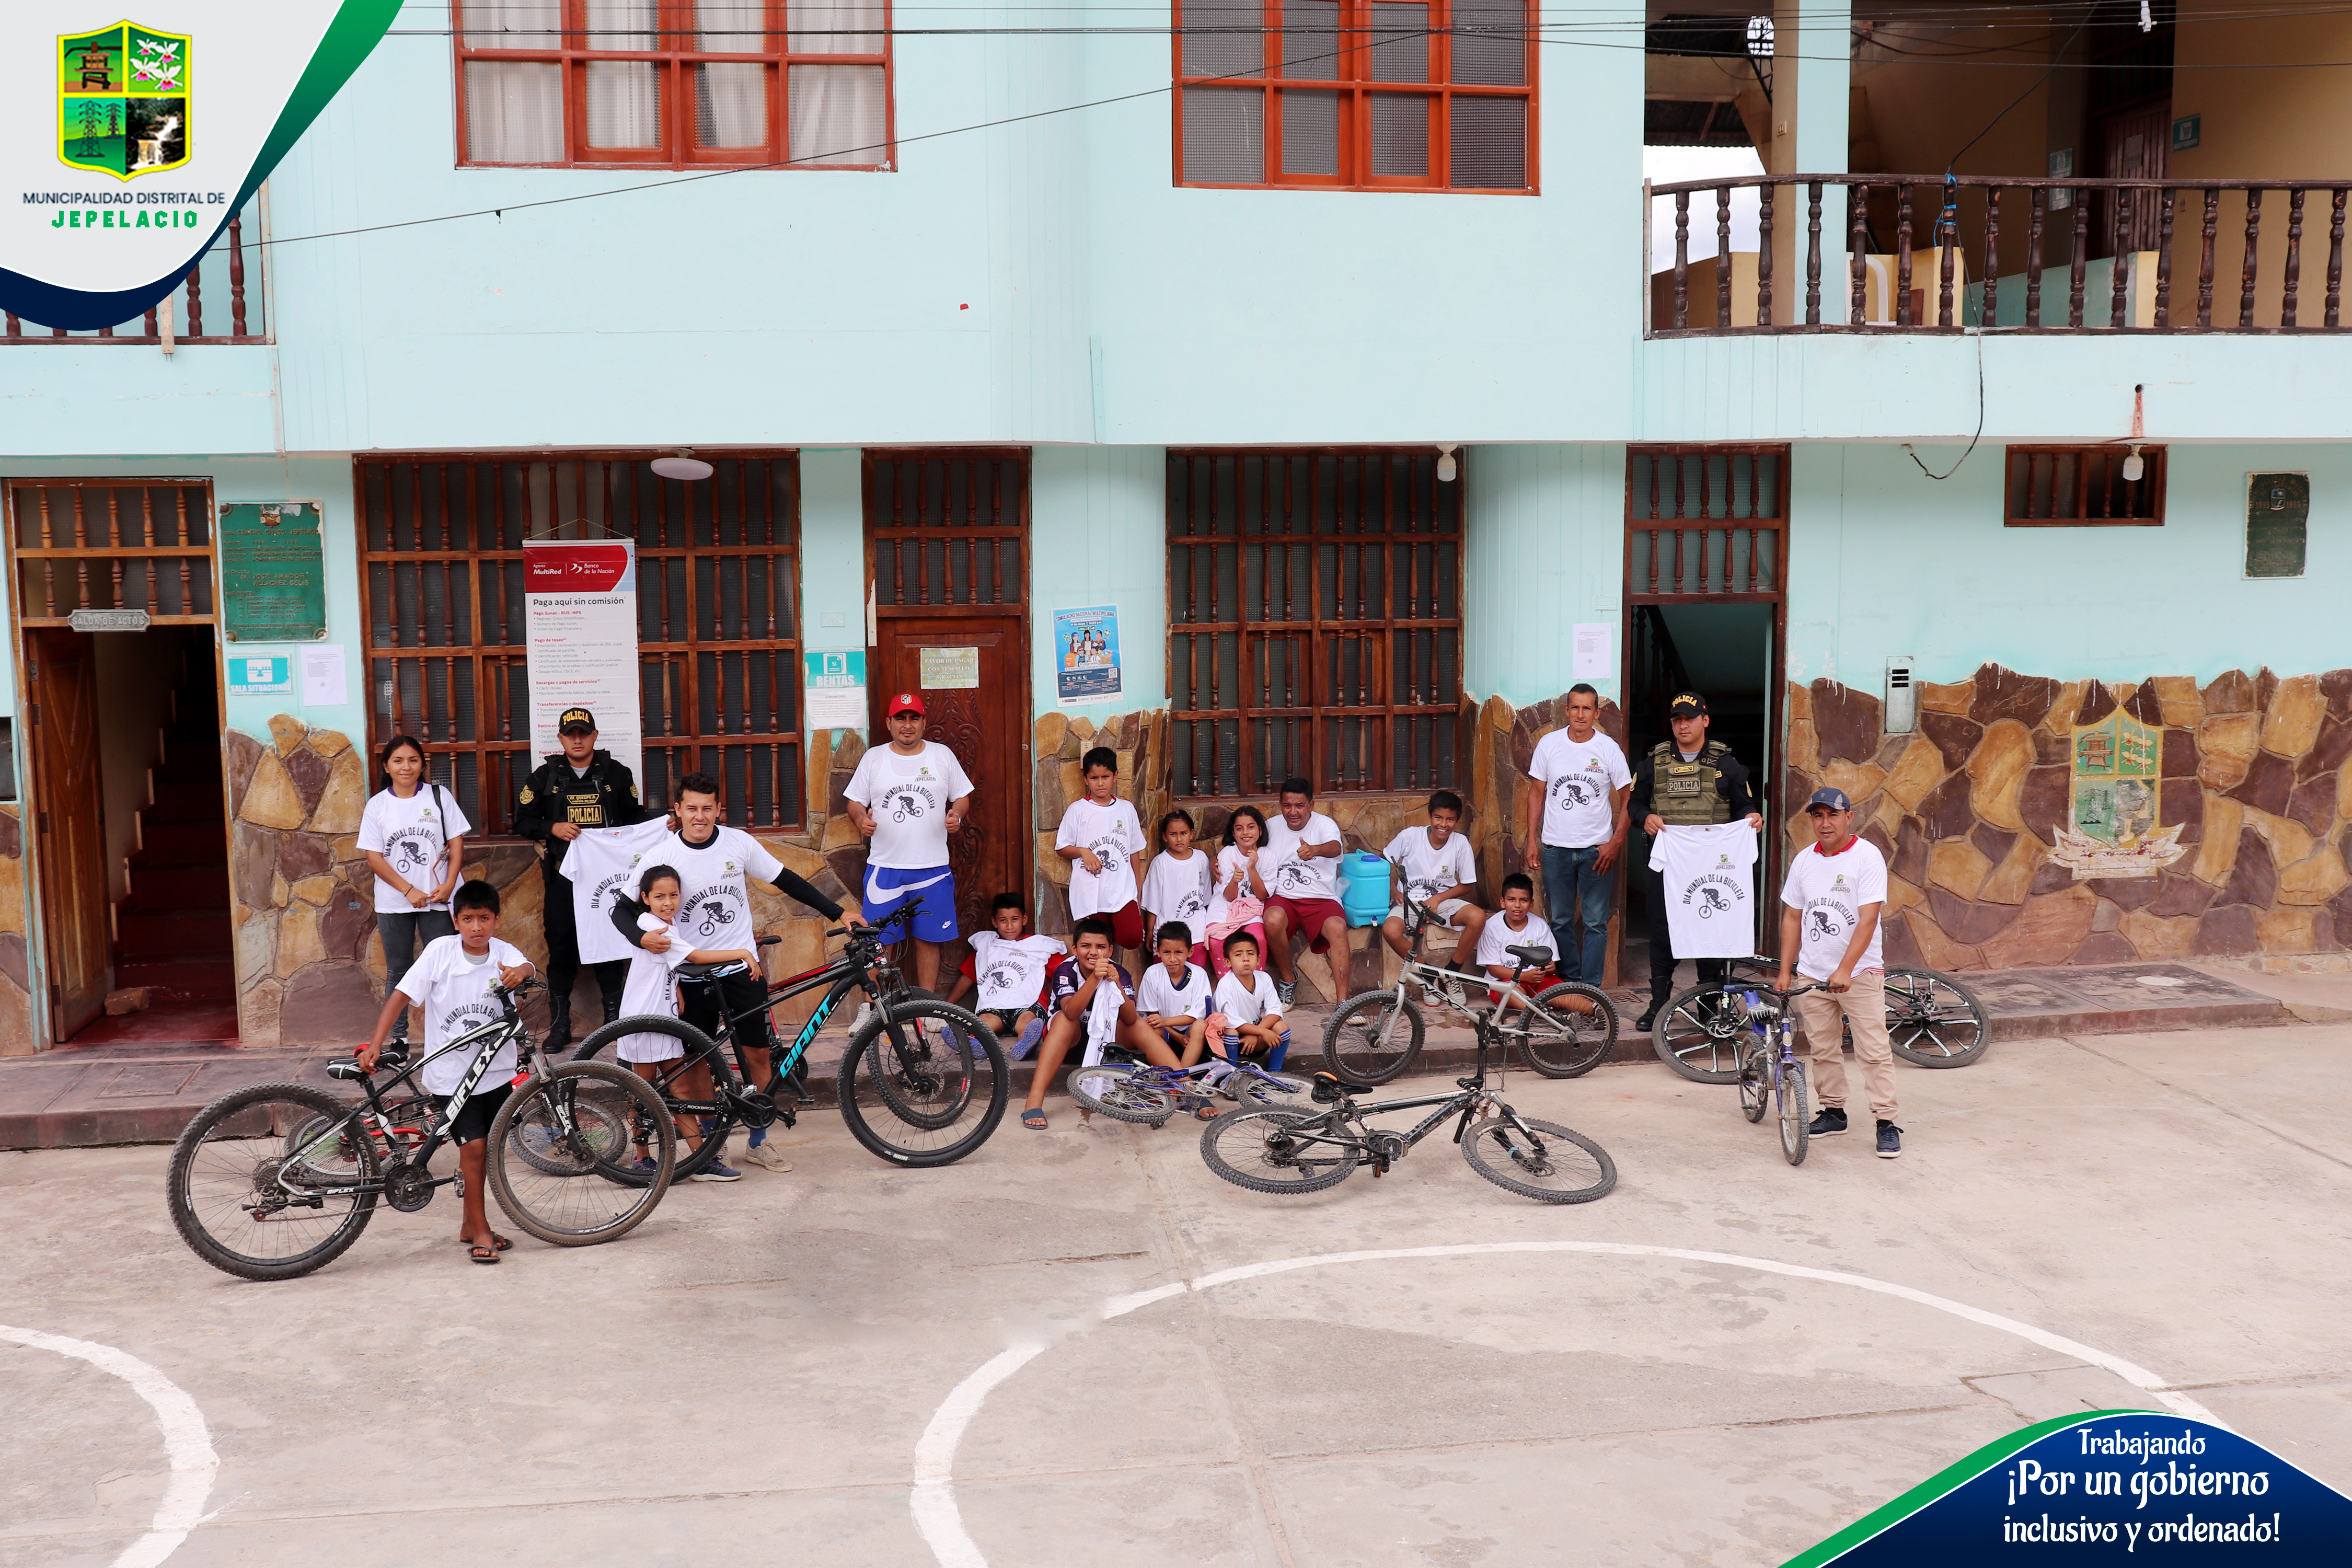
[570,902,1009,1171]
[1721,978,1826,1166]
[1068,1052,1309,1126]
[1321,896,1618,1085]
[167,978,677,1281]
[1200,1016,1618,1204]
[1653,958,1991,1082]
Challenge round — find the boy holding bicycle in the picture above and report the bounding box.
[357,880,534,1265]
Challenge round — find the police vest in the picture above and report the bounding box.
[1649,740,1733,826]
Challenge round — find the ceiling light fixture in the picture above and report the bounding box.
[1436,443,1459,483]
[2121,443,2145,483]
[651,448,714,482]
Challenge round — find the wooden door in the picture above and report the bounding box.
[25,630,111,1037]
[868,619,1028,944]
[2096,101,2170,256]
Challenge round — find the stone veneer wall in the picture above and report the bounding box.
[0,805,28,1055]
[227,718,861,1046]
[1782,664,2352,972]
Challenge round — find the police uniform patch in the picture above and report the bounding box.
[520,786,534,803]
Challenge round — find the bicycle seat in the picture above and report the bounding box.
[325,1056,368,1081]
[678,959,751,981]
[1506,943,1550,970]
[1310,1070,1375,1102]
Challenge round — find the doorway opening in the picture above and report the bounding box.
[1621,446,1788,992]
[9,478,234,1046]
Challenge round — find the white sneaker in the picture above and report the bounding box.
[742,1142,794,1173]
[851,1002,876,1035]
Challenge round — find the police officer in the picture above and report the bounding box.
[515,707,656,1051]
[1628,691,1763,1031]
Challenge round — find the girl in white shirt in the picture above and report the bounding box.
[620,864,756,1173]
[1203,805,1271,979]
[355,735,470,1051]
[1054,746,1148,953]
[1139,808,1216,968]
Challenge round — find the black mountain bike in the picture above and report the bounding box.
[1653,956,1991,1082]
[572,904,1008,1170]
[1202,1014,1618,1205]
[167,978,677,1281]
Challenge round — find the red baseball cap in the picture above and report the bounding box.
[887,692,925,717]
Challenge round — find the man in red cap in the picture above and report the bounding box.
[843,692,974,994]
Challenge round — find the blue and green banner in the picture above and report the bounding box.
[3,2,399,329]
[1789,1411,2352,1564]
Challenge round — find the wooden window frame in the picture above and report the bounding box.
[862,448,1032,614]
[2004,445,2166,527]
[453,1,894,170]
[355,451,805,838]
[4,478,218,627]
[1167,447,1465,801]
[1171,0,1537,193]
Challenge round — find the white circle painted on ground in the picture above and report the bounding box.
[0,1323,218,1568]
[906,1241,2224,1568]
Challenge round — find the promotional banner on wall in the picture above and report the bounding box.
[1054,605,1123,707]
[1,2,400,329]
[523,539,644,787]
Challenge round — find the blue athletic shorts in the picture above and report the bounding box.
[862,864,959,942]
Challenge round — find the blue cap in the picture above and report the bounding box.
[1805,787,1853,813]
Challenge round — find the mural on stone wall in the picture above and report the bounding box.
[1783,665,2352,971]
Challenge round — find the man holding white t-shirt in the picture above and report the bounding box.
[843,692,975,995]
[1523,684,1631,989]
[1776,787,1904,1159]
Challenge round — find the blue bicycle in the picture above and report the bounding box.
[1068,1052,1308,1125]
[1727,978,1826,1166]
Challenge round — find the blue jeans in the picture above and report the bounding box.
[1539,844,1613,987]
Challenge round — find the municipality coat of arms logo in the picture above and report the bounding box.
[58,22,191,180]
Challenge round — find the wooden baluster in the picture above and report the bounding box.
[107,491,124,609]
[2328,189,2346,329]
[175,487,193,611]
[98,319,114,339]
[1805,181,1823,325]
[2197,188,2218,327]
[1673,192,1689,329]
[1980,186,2002,329]
[2111,184,2132,328]
[183,252,202,338]
[2026,188,2046,327]
[1756,184,1774,327]
[228,215,247,339]
[1938,203,1955,326]
[1850,183,1870,325]
[73,493,90,612]
[2240,188,2263,328]
[1716,186,1733,328]
[1895,183,1914,326]
[2283,188,2305,329]
[2068,191,2089,327]
[2155,190,2175,328]
[4,311,18,339]
[142,305,156,340]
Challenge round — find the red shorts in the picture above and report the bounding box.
[1080,901,1146,950]
[1266,896,1346,954]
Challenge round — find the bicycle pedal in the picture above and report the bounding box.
[451,1175,465,1198]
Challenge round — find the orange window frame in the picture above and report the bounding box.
[453,1,894,170]
[1171,0,1537,193]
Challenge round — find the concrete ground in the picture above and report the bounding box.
[4,1017,2349,1568]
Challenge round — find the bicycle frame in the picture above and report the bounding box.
[1390,898,1565,1039]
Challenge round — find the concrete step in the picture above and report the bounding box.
[113,958,237,1002]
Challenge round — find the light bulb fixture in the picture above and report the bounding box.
[651,447,714,482]
[1436,443,1459,483]
[2120,444,2145,483]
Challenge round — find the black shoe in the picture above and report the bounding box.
[540,1029,572,1057]
[1875,1120,1903,1159]
[1808,1106,1849,1137]
[1633,1009,1656,1032]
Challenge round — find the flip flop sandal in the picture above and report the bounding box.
[1194,1102,1222,1122]
[458,1233,513,1253]
[1020,1109,1048,1131]
[469,1243,502,1265]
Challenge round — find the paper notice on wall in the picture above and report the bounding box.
[1572,623,1614,682]
[301,644,347,707]
[804,649,868,731]
[523,539,642,784]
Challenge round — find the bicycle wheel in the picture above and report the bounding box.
[1068,1063,1180,1126]
[168,1083,377,1281]
[1883,969,1991,1068]
[1224,1068,1313,1112]
[1737,1047,1769,1123]
[572,1014,739,1182]
[1199,1108,1360,1194]
[1520,983,1619,1079]
[1778,1060,1810,1166]
[837,1001,1008,1167]
[489,1063,676,1246]
[1652,982,1749,1084]
[1460,1115,1617,1204]
[1322,990,1425,1085]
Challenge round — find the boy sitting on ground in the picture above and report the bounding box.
[1020,915,1186,1131]
[1137,920,1214,1068]
[1209,930,1290,1090]
[946,891,1065,1055]
[356,880,534,1265]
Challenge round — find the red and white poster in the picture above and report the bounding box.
[522,539,642,786]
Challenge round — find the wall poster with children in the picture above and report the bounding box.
[1054,605,1123,707]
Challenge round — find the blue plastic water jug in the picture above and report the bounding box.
[1338,851,1391,928]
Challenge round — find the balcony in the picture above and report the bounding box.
[3,194,266,346]
[1646,175,2352,336]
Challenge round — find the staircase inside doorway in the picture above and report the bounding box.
[85,644,237,1045]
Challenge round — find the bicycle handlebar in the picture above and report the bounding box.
[826,903,920,942]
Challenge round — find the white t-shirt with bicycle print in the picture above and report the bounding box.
[395,935,528,1093]
[844,741,975,871]
[652,826,785,947]
[357,786,472,913]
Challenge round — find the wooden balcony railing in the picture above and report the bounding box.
[3,193,267,345]
[1647,175,2351,336]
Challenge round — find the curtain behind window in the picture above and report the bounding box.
[696,63,768,147]
[461,0,560,49]
[790,0,885,53]
[789,63,886,163]
[466,60,563,162]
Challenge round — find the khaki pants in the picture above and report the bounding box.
[1792,970,1898,1122]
